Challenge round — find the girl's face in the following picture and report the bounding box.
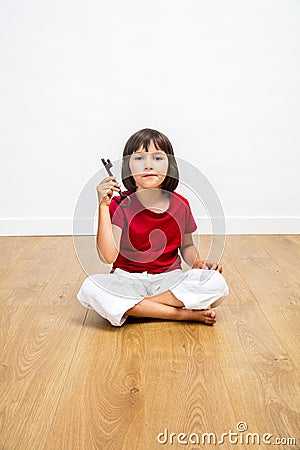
[129,141,169,191]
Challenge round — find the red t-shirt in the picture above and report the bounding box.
[109,190,197,274]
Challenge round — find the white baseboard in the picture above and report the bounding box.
[0,217,299,236]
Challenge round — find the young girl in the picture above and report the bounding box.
[77,128,229,327]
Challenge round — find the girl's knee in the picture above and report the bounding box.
[80,276,93,293]
[78,275,100,299]
[196,270,229,296]
[209,272,229,308]
[212,271,229,297]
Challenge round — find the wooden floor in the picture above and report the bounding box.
[0,235,299,450]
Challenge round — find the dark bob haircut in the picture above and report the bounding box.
[121,128,179,192]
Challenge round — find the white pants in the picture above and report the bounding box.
[77,268,229,327]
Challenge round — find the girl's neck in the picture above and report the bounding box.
[135,188,168,210]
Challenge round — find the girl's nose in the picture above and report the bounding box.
[144,154,154,170]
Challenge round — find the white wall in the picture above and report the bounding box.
[1,0,299,235]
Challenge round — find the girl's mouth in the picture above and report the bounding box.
[142,174,157,177]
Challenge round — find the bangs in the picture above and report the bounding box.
[138,135,165,153]
[123,128,173,156]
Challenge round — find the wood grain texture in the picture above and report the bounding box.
[225,235,300,306]
[0,237,87,449]
[0,304,86,449]
[260,305,300,369]
[215,305,300,441]
[47,313,145,450]
[0,237,40,280]
[254,234,300,288]
[0,235,299,449]
[144,320,239,449]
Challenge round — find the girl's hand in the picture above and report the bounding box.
[192,259,223,273]
[96,176,121,206]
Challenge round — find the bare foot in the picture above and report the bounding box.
[181,308,217,325]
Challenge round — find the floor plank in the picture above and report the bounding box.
[0,236,41,280]
[225,235,300,306]
[0,237,67,305]
[260,305,300,369]
[254,234,300,288]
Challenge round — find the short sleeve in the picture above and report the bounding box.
[109,197,126,228]
[185,202,197,233]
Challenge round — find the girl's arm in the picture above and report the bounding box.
[180,234,223,272]
[180,234,203,268]
[96,176,122,264]
[96,204,122,264]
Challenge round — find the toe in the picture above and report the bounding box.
[205,310,217,324]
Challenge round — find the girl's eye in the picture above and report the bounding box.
[133,154,165,161]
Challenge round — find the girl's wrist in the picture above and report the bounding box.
[99,202,110,209]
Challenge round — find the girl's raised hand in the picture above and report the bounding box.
[96,176,121,206]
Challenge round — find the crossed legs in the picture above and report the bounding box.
[125,290,221,325]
